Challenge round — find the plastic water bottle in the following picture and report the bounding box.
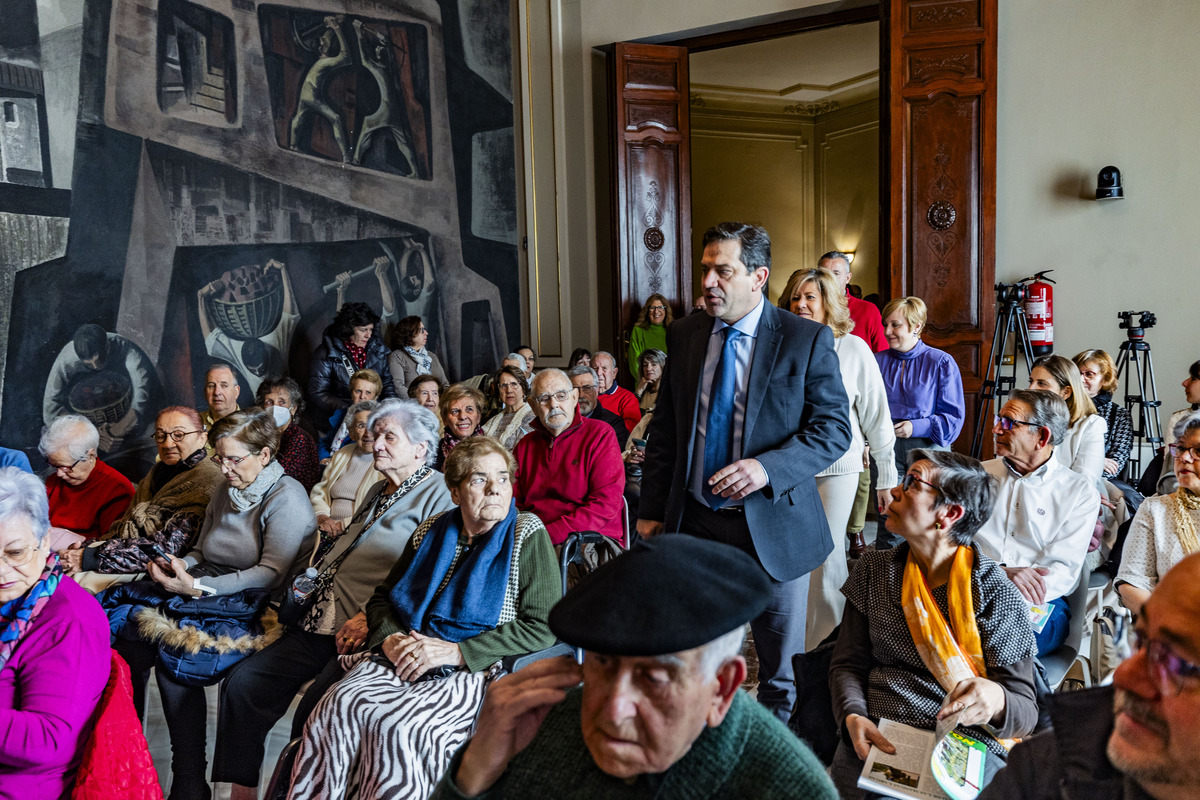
[291,567,319,603]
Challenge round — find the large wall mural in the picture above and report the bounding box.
[0,0,518,477]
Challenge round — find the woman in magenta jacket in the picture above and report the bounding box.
[0,466,112,798]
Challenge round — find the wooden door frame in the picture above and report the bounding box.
[645,1,890,298]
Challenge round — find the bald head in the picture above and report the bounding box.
[529,369,576,436]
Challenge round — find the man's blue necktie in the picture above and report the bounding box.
[703,327,741,509]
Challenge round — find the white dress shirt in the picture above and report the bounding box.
[974,455,1100,602]
[689,296,766,506]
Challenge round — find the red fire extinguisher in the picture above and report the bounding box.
[1023,270,1055,356]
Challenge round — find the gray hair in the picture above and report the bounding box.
[38,415,98,460]
[1174,410,1200,442]
[531,368,571,395]
[502,352,528,373]
[592,351,616,369]
[368,399,440,467]
[566,365,599,386]
[639,348,667,370]
[0,467,50,545]
[909,449,996,545]
[1009,389,1069,446]
[696,624,748,680]
[347,400,380,419]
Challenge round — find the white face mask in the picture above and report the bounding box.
[270,405,292,428]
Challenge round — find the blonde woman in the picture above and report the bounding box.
[779,268,897,648]
[626,293,672,381]
[1072,349,1133,479]
[875,296,965,550]
[1030,354,1107,485]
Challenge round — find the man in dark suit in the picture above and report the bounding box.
[637,221,852,722]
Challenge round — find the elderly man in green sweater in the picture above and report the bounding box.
[431,536,838,799]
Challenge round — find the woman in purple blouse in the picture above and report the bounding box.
[875,297,965,548]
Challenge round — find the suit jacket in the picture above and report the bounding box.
[639,301,852,582]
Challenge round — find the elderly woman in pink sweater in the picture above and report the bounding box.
[0,466,111,797]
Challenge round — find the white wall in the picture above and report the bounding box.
[997,0,1200,430]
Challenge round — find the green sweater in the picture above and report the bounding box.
[431,688,838,799]
[365,511,559,671]
[627,323,668,381]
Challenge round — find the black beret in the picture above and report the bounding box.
[548,534,773,656]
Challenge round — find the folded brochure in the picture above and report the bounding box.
[857,711,987,800]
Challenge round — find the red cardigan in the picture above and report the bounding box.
[513,413,626,546]
[46,460,135,539]
[847,292,888,353]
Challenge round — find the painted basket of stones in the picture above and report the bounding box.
[208,264,284,341]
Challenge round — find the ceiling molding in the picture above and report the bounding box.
[691,69,879,99]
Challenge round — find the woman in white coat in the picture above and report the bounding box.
[780,267,897,649]
[1030,354,1107,486]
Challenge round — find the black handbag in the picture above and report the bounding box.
[278,486,386,627]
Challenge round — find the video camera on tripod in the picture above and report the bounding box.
[1115,310,1162,481]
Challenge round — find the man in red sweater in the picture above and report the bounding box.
[39,415,135,538]
[818,251,887,353]
[592,351,641,433]
[513,369,625,547]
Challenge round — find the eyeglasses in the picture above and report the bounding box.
[1168,443,1200,460]
[210,453,253,468]
[648,305,666,312]
[153,429,205,443]
[1133,632,1200,696]
[0,544,40,569]
[48,454,87,473]
[900,472,943,499]
[534,390,574,407]
[994,415,1042,432]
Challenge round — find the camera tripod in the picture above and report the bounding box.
[970,284,1037,458]
[1114,311,1162,482]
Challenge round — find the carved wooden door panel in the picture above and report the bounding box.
[885,0,997,454]
[609,43,692,377]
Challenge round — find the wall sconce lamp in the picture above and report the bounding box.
[1096,166,1124,200]
[844,250,856,265]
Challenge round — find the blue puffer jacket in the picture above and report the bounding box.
[307,329,397,417]
[99,580,274,687]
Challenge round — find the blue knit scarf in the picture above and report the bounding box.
[388,502,518,642]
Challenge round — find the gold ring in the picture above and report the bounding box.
[410,652,418,662]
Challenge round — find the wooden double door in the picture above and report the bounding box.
[608,0,996,453]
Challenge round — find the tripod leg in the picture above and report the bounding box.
[973,303,1015,458]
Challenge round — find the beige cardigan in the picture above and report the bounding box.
[309,444,383,523]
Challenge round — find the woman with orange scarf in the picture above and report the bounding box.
[829,450,1039,798]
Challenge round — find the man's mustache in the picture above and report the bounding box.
[1115,689,1170,740]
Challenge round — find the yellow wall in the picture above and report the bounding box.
[690,100,879,304]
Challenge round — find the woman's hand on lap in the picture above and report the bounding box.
[148,556,198,596]
[846,713,895,761]
[939,677,1006,727]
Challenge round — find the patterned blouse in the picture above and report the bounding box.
[836,545,1037,756]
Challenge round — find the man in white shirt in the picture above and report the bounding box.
[975,389,1100,654]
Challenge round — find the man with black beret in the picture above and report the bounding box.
[430,536,837,799]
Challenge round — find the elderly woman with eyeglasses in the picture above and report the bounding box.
[39,414,135,541]
[0,467,111,798]
[829,450,1038,798]
[211,400,456,800]
[1117,411,1200,617]
[286,435,558,800]
[482,366,535,450]
[58,406,225,594]
[112,407,316,800]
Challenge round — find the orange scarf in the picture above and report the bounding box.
[901,546,984,691]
